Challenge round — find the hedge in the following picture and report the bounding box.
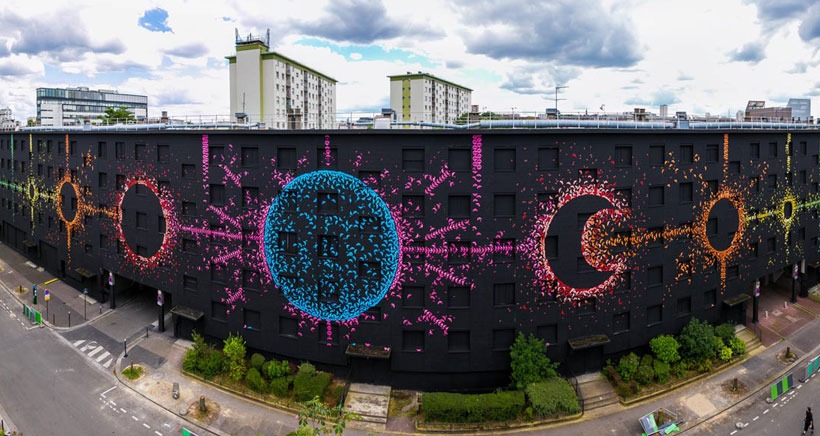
[245,367,266,393]
[422,390,525,423]
[525,378,580,416]
[293,371,332,402]
[269,376,292,398]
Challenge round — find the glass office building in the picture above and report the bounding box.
[36,87,148,127]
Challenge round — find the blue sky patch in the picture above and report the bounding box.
[295,37,435,68]
[139,8,172,33]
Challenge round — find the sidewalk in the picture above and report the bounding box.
[1,238,819,435]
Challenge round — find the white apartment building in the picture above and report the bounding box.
[227,31,337,129]
[0,108,17,130]
[36,87,148,127]
[389,72,472,125]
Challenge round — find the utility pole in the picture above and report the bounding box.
[555,85,568,117]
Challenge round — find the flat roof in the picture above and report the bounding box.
[388,73,472,91]
[226,44,337,83]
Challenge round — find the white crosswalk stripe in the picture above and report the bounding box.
[71,339,115,369]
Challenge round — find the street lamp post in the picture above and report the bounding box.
[555,85,568,120]
[83,288,88,320]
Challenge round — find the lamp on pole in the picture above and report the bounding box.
[83,288,88,320]
[555,85,568,119]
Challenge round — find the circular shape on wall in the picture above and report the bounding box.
[783,200,793,220]
[27,177,39,203]
[705,198,740,252]
[120,183,164,257]
[693,188,746,259]
[56,180,80,225]
[264,170,400,321]
[115,176,179,269]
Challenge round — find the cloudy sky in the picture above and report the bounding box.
[1,0,820,120]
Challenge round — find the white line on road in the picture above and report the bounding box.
[131,415,139,421]
[753,416,759,421]
[73,339,85,347]
[87,346,105,358]
[79,341,97,352]
[95,351,111,362]
[142,423,150,429]
[730,430,737,435]
[110,401,116,406]
[120,408,127,413]
[763,409,769,414]
[155,431,163,436]
[101,386,117,397]
[103,358,113,369]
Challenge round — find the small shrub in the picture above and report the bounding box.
[634,354,655,386]
[198,350,225,379]
[525,378,580,416]
[297,362,317,378]
[294,371,332,402]
[712,336,725,357]
[671,361,688,378]
[250,353,266,371]
[269,376,292,397]
[122,365,144,380]
[714,323,736,344]
[729,337,746,356]
[718,346,733,362]
[617,352,640,382]
[649,335,681,364]
[614,380,639,398]
[265,359,292,379]
[601,362,619,382]
[223,333,247,382]
[245,367,266,393]
[422,391,525,423]
[182,349,199,373]
[695,358,713,373]
[509,333,558,389]
[679,318,716,361]
[653,359,670,384]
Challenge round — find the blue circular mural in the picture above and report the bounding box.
[264,170,400,321]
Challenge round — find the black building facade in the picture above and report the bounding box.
[0,129,816,390]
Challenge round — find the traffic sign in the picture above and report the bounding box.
[157,290,163,306]
[108,272,114,287]
[44,289,50,301]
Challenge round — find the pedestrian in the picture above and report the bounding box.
[805,407,815,435]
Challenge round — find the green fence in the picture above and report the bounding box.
[800,355,820,382]
[22,304,42,325]
[769,373,794,401]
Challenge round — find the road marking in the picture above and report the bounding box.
[95,351,111,362]
[730,430,737,435]
[73,339,85,347]
[79,341,97,352]
[155,432,163,436]
[131,415,139,421]
[101,386,117,397]
[103,358,113,369]
[43,278,57,285]
[753,416,759,421]
[143,423,150,429]
[87,345,105,358]
[120,408,127,413]
[763,409,769,414]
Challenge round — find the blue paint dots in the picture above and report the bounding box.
[264,170,400,321]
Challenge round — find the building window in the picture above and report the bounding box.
[97,141,107,158]
[613,311,630,333]
[494,148,515,171]
[749,142,760,159]
[182,164,196,179]
[402,331,424,351]
[615,188,632,207]
[768,142,778,158]
[647,304,662,326]
[210,263,227,284]
[615,145,632,167]
[536,324,558,344]
[183,238,198,253]
[679,182,693,203]
[447,286,470,308]
[493,283,515,306]
[677,297,692,317]
[448,331,470,352]
[649,145,665,165]
[680,144,693,164]
[494,238,515,263]
[448,149,470,171]
[402,285,424,308]
[208,146,225,166]
[318,235,339,258]
[649,186,665,206]
[767,174,777,190]
[766,236,776,253]
[544,235,558,259]
[358,170,381,187]
[277,148,296,169]
[447,241,471,264]
[279,316,298,338]
[494,194,515,217]
[182,201,196,216]
[648,265,663,286]
[209,184,225,206]
[241,147,259,168]
[279,231,297,254]
[316,147,338,169]
[537,146,559,170]
[577,298,596,314]
[241,186,259,208]
[157,144,170,163]
[183,275,198,292]
[402,149,424,171]
[134,143,146,161]
[136,212,148,230]
[492,329,516,351]
[448,195,470,218]
[318,192,338,214]
[705,144,719,162]
[212,301,227,322]
[98,172,107,188]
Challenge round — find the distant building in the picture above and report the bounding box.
[389,72,472,125]
[744,100,792,122]
[36,87,148,127]
[0,108,17,130]
[787,98,811,122]
[659,104,668,118]
[227,29,337,130]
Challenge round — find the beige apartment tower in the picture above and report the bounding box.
[227,30,337,129]
[389,72,472,125]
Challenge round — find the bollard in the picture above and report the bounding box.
[765,310,769,318]
[124,339,128,358]
[784,301,788,309]
[68,311,71,327]
[199,395,207,413]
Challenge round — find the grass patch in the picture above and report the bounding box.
[388,390,418,418]
[122,365,145,380]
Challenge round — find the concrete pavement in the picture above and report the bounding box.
[1,238,819,435]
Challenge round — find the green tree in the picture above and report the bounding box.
[649,335,681,363]
[223,332,247,381]
[510,333,558,389]
[678,318,717,361]
[99,106,136,125]
[297,396,357,435]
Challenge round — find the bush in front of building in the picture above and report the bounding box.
[729,337,746,357]
[245,367,266,393]
[617,352,640,382]
[509,333,558,390]
[250,353,266,371]
[422,391,525,423]
[634,354,655,386]
[223,333,247,381]
[264,359,292,379]
[653,359,671,384]
[293,363,332,402]
[714,323,736,344]
[678,318,717,361]
[649,335,681,364]
[525,378,580,417]
[269,376,293,398]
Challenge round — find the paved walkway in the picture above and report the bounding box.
[1,239,819,435]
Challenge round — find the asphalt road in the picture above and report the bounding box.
[0,287,195,435]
